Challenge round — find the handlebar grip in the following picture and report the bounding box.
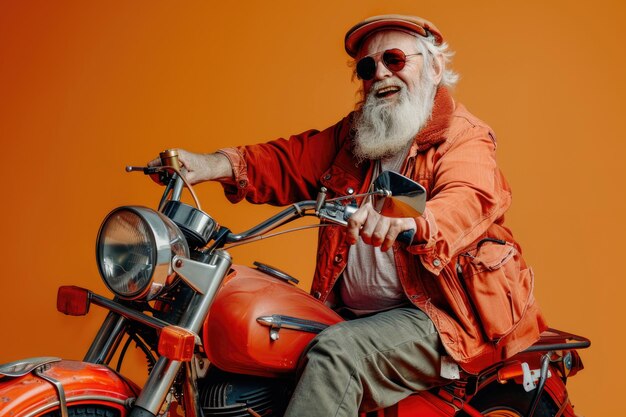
[397,229,415,245]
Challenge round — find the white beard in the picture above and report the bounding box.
[353,73,436,162]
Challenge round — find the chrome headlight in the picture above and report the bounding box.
[96,206,189,300]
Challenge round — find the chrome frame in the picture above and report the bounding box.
[130,250,232,417]
[162,200,217,247]
[96,206,189,300]
[257,314,330,341]
[83,312,127,364]
[34,365,68,417]
[0,357,61,377]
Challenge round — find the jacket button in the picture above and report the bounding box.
[313,291,322,299]
[324,174,332,180]
[333,254,343,263]
[346,187,354,195]
[238,180,247,188]
[433,259,441,267]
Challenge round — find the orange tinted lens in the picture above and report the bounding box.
[382,49,407,72]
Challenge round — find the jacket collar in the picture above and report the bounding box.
[409,86,454,154]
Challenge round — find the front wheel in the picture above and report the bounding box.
[43,405,120,417]
[459,382,559,417]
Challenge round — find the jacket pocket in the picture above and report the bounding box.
[457,238,534,341]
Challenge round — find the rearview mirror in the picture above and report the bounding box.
[373,171,427,218]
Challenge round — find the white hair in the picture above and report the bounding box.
[415,34,459,88]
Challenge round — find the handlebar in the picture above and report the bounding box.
[128,158,417,248]
[222,197,414,246]
[224,200,319,244]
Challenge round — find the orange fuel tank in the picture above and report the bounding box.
[203,265,343,377]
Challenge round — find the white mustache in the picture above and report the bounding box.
[369,79,406,96]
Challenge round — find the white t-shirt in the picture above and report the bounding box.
[338,149,413,316]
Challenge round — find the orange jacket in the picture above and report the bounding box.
[219,87,547,373]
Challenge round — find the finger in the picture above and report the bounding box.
[380,238,394,252]
[358,203,382,245]
[369,216,390,247]
[147,157,162,167]
[346,205,369,245]
[381,218,416,251]
[346,218,363,245]
[176,149,190,169]
[380,221,401,252]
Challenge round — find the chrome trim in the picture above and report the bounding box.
[133,357,183,414]
[84,312,127,364]
[318,201,359,226]
[183,362,201,417]
[89,292,170,330]
[192,353,210,378]
[172,253,229,295]
[134,250,232,415]
[528,355,552,416]
[170,175,185,203]
[96,206,189,300]
[254,261,299,285]
[35,365,68,417]
[372,170,427,216]
[178,250,232,333]
[157,174,180,212]
[0,356,61,377]
[257,314,330,341]
[162,200,217,247]
[226,201,317,243]
[23,396,128,417]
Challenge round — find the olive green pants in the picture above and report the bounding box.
[284,307,448,417]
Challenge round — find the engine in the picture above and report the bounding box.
[199,370,292,417]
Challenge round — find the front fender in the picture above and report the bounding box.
[0,358,140,417]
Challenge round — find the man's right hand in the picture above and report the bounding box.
[147,149,232,185]
[346,201,417,252]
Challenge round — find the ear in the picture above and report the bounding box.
[431,53,444,85]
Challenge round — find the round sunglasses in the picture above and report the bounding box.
[356,49,422,81]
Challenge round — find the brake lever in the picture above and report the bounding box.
[126,165,176,190]
[126,165,170,180]
[317,201,357,226]
[126,165,156,173]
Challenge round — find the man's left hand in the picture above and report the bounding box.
[346,201,417,251]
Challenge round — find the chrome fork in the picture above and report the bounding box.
[130,250,232,417]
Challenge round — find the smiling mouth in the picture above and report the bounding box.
[375,85,401,99]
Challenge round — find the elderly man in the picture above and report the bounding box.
[152,14,547,416]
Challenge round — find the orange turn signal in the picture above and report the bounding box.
[57,286,90,316]
[497,362,524,383]
[158,325,196,362]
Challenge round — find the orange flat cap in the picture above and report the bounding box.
[345,14,444,57]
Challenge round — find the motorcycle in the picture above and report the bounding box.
[0,150,590,417]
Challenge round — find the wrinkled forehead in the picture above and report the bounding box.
[356,30,420,59]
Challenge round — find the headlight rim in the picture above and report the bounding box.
[96,205,188,300]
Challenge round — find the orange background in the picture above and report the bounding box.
[1,0,624,415]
